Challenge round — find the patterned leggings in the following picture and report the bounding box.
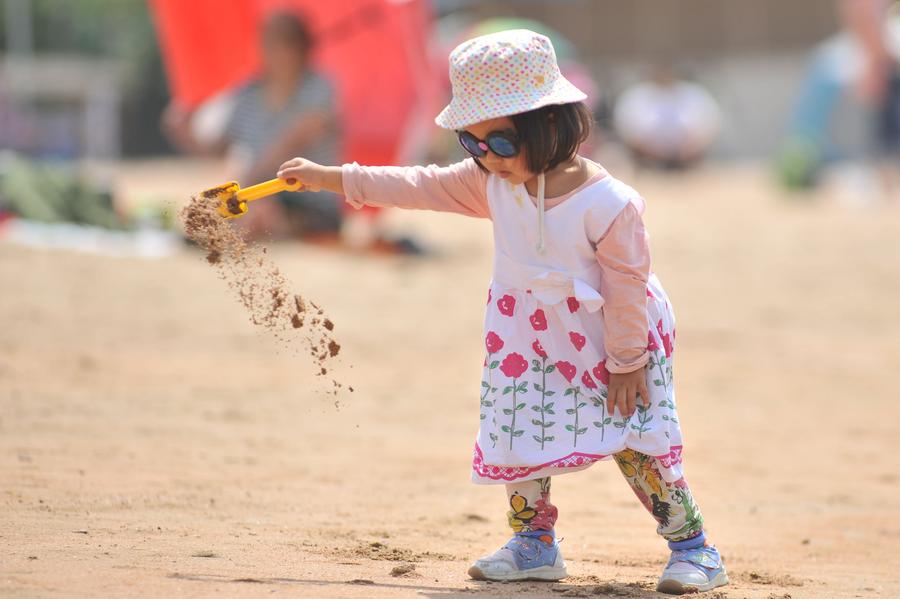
[506,449,705,543]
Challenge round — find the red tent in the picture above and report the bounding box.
[149,0,438,167]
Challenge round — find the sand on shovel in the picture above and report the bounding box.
[181,193,348,398]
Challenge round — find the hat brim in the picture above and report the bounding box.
[434,75,588,130]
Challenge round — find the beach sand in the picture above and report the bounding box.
[2,161,898,598]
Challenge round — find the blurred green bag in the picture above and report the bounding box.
[0,152,124,229]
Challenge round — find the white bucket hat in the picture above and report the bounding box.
[435,29,587,130]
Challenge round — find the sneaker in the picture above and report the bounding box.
[657,544,728,594]
[467,532,567,582]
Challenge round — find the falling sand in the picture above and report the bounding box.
[181,192,349,397]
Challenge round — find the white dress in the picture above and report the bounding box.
[472,173,684,484]
[340,159,685,486]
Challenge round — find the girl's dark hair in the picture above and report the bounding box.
[262,12,315,57]
[473,101,593,174]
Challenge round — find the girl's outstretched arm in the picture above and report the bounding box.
[277,157,490,218]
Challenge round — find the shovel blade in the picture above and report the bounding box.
[200,181,245,219]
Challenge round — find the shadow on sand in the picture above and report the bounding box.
[168,572,664,597]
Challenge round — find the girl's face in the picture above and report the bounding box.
[463,117,533,185]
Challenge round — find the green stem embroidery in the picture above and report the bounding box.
[540,359,547,448]
[481,354,500,418]
[650,350,679,426]
[509,383,517,450]
[565,386,587,447]
[483,355,500,446]
[616,412,633,436]
[630,403,654,438]
[591,388,612,442]
[573,389,580,446]
[650,349,673,392]
[502,377,526,449]
[655,354,668,393]
[530,357,557,449]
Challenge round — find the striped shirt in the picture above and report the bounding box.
[226,71,339,178]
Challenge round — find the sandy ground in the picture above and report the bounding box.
[2,161,899,598]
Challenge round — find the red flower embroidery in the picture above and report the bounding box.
[485,331,504,354]
[500,352,528,378]
[566,297,580,313]
[569,331,586,352]
[581,370,597,390]
[592,360,610,385]
[656,319,673,358]
[529,309,548,331]
[487,288,493,305]
[555,360,577,383]
[647,331,660,352]
[496,294,516,317]
[647,288,654,299]
[532,339,547,359]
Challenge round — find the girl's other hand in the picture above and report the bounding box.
[607,367,650,418]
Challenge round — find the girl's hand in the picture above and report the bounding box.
[277,158,344,194]
[277,157,322,190]
[607,367,650,418]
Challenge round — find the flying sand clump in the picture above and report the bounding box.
[181,192,347,394]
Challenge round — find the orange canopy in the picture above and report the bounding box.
[149,0,437,165]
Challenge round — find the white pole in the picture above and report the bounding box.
[3,0,33,55]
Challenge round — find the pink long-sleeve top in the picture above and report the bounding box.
[342,159,651,373]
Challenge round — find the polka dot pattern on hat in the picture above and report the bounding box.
[435,29,587,130]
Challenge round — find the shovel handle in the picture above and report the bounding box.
[236,178,303,202]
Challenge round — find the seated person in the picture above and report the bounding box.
[164,11,341,241]
[613,65,721,170]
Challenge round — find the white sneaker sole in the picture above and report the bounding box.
[656,569,729,594]
[467,563,568,582]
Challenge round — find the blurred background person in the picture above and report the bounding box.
[845,0,900,195]
[776,0,899,194]
[843,0,899,117]
[612,64,721,170]
[162,12,342,242]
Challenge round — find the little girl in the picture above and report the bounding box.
[277,30,728,595]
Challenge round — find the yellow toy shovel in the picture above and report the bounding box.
[201,178,304,219]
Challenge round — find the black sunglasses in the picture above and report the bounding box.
[457,129,520,159]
